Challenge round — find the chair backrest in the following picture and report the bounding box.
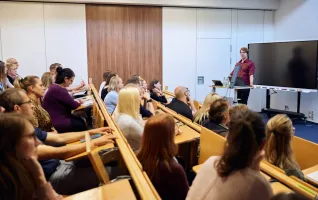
[96,108,105,128]
[193,100,200,110]
[152,100,158,111]
[199,127,226,164]
[291,136,318,169]
[85,132,110,184]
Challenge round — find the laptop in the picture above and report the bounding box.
[212,80,223,86]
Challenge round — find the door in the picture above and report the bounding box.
[196,39,232,102]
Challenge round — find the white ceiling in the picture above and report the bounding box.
[11,0,280,10]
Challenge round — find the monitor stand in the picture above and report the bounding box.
[261,90,307,122]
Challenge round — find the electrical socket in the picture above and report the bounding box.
[285,105,289,111]
[308,111,314,120]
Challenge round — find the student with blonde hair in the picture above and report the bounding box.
[193,93,221,125]
[6,58,21,85]
[41,72,54,97]
[115,86,144,150]
[265,114,305,181]
[104,76,124,114]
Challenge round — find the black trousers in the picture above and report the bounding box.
[237,89,250,105]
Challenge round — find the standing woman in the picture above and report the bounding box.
[187,110,272,200]
[137,113,189,200]
[104,76,124,114]
[43,67,86,133]
[6,58,21,85]
[0,113,62,200]
[15,76,55,132]
[149,80,167,104]
[265,114,305,181]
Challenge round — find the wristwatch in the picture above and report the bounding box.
[147,99,153,103]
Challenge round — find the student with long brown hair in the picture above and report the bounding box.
[187,110,272,200]
[265,114,305,181]
[15,76,55,132]
[0,113,62,200]
[137,113,189,200]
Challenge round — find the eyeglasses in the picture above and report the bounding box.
[17,99,32,106]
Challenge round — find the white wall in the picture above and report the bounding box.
[163,7,274,112]
[24,0,280,10]
[0,1,87,84]
[162,8,197,96]
[273,0,318,122]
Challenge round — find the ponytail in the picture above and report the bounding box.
[55,67,75,84]
[216,110,265,177]
[13,76,38,91]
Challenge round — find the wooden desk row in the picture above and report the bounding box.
[67,84,161,200]
[90,84,161,200]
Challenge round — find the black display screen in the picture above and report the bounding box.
[249,41,318,89]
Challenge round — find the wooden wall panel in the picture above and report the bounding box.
[86,5,162,87]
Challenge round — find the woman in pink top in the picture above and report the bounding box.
[187,109,273,200]
[0,113,62,200]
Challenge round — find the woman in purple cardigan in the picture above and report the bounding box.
[43,67,86,133]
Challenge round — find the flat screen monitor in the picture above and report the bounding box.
[249,41,318,90]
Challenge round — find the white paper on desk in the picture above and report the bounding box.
[82,99,93,107]
[307,171,318,181]
[73,91,86,96]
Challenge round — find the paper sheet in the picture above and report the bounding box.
[307,171,318,181]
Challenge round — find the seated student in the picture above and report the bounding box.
[167,86,197,120]
[99,71,111,97]
[1,60,14,91]
[15,76,55,132]
[187,110,273,200]
[229,103,248,117]
[0,88,115,195]
[193,93,221,125]
[101,73,117,100]
[104,76,123,114]
[43,67,86,133]
[115,86,144,151]
[265,114,306,181]
[149,80,168,104]
[0,113,62,200]
[49,63,61,81]
[41,72,54,97]
[126,78,155,118]
[5,58,21,85]
[137,113,189,200]
[202,98,229,137]
[0,61,7,92]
